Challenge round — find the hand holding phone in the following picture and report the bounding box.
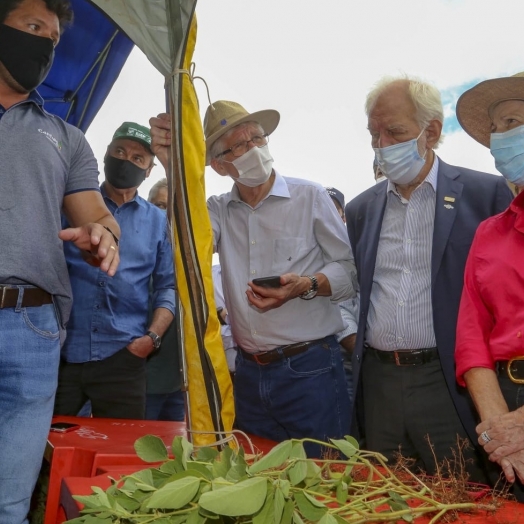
[251,276,282,288]
[50,422,80,433]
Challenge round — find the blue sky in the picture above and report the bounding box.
[86,0,524,202]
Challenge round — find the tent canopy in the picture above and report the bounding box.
[39,0,134,132]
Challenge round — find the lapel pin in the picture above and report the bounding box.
[444,204,454,210]
[444,196,455,202]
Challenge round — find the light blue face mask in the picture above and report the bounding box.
[373,129,427,185]
[490,125,524,186]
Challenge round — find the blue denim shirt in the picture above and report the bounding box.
[61,184,176,363]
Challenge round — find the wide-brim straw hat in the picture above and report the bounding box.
[203,100,280,165]
[456,72,524,148]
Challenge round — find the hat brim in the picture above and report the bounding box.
[457,76,524,148]
[205,109,280,165]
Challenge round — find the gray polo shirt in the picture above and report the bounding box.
[0,92,100,331]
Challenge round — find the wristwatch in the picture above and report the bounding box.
[299,275,318,300]
[146,330,161,350]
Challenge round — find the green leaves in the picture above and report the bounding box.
[146,477,201,509]
[248,440,292,474]
[199,477,268,516]
[69,434,476,524]
[134,435,169,463]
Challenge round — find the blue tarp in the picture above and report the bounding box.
[39,0,134,132]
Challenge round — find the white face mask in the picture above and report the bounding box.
[229,144,274,187]
[373,129,427,185]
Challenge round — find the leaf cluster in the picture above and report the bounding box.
[67,434,481,524]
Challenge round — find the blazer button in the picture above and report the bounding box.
[356,355,361,362]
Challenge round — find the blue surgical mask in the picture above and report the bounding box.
[490,125,524,186]
[373,129,427,185]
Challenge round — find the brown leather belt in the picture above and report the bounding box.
[498,358,524,384]
[239,337,329,365]
[0,286,53,309]
[366,346,439,366]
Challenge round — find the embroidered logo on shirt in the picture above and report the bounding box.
[38,128,62,150]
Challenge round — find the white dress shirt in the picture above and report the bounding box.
[207,171,356,353]
[366,157,439,350]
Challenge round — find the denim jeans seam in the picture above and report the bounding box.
[21,307,60,339]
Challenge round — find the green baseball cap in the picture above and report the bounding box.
[112,122,153,153]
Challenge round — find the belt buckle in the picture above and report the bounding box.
[252,353,270,366]
[507,357,524,384]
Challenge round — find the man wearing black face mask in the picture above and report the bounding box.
[54,122,175,422]
[0,1,121,522]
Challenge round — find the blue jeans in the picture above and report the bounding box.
[234,336,351,457]
[0,298,60,524]
[145,390,185,421]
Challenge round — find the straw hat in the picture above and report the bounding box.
[203,100,280,165]
[456,72,524,148]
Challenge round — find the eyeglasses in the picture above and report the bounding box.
[216,134,269,158]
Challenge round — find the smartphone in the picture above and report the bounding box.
[252,276,282,288]
[50,422,81,433]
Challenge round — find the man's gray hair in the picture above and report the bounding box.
[365,75,444,149]
[209,121,265,160]
[148,178,168,202]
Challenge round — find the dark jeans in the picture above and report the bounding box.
[54,347,147,419]
[362,353,487,483]
[234,336,351,457]
[145,390,185,421]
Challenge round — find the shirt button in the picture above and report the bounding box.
[99,281,105,287]
[93,328,98,333]
[251,240,256,245]
[253,330,257,335]
[404,268,410,274]
[406,239,412,244]
[397,336,403,341]
[398,301,404,306]
[94,304,100,310]
[251,270,256,274]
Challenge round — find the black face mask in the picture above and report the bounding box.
[104,156,148,189]
[0,24,55,92]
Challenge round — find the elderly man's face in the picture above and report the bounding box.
[150,187,168,210]
[211,123,263,179]
[368,81,426,154]
[490,100,524,134]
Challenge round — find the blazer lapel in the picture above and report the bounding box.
[432,160,463,287]
[359,185,387,299]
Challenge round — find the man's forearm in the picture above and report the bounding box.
[149,307,175,337]
[464,367,509,421]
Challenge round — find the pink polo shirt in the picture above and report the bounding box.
[456,190,524,386]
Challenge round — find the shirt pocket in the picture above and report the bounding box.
[272,237,308,274]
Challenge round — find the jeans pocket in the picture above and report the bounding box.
[22,305,59,340]
[287,345,333,377]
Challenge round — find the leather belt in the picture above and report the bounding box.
[0,286,53,309]
[498,358,524,384]
[366,346,439,366]
[239,337,328,365]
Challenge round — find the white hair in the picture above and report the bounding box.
[148,177,168,202]
[365,74,445,149]
[209,121,265,160]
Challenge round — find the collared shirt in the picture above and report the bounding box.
[366,157,439,350]
[207,171,356,353]
[455,190,524,386]
[61,185,176,363]
[0,90,100,336]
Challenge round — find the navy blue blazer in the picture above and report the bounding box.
[345,158,513,443]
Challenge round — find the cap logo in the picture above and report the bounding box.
[220,119,227,126]
[126,127,151,144]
